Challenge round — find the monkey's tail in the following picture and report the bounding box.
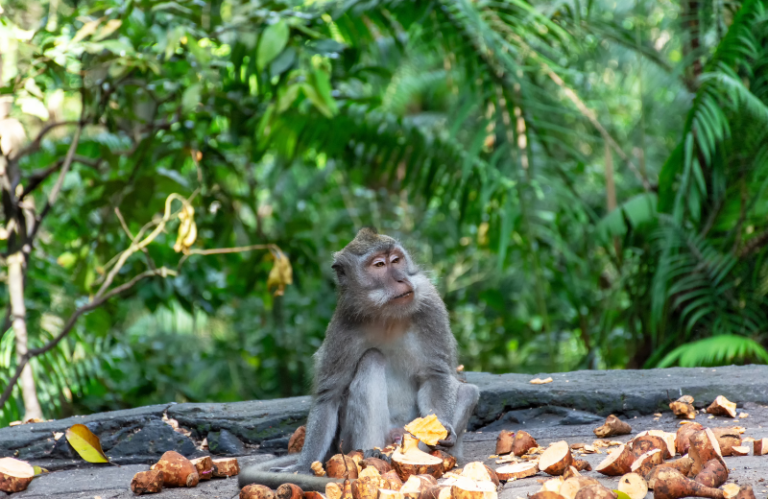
[238,455,343,491]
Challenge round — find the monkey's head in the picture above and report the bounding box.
[332,228,428,320]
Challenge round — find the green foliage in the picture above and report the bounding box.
[0,0,767,424]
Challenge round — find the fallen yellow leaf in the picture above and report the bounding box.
[65,424,109,464]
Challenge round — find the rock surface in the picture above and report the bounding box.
[1,365,766,469]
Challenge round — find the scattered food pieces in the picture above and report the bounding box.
[326,454,358,479]
[738,412,749,419]
[688,429,723,476]
[288,426,306,454]
[496,462,539,480]
[693,459,727,488]
[311,461,326,477]
[670,395,697,419]
[594,414,632,438]
[676,422,704,455]
[242,484,276,499]
[0,457,34,493]
[538,441,572,476]
[212,457,240,478]
[496,430,514,455]
[530,377,553,385]
[753,438,768,456]
[191,456,213,480]
[155,451,199,488]
[391,433,444,481]
[461,462,499,486]
[404,414,448,446]
[429,450,456,473]
[706,396,737,418]
[131,470,164,495]
[652,468,723,499]
[596,444,635,476]
[618,473,648,499]
[511,431,539,457]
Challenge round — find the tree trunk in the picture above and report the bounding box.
[8,251,43,421]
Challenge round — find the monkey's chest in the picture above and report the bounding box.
[378,339,420,426]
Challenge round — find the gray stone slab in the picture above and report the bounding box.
[167,396,312,444]
[466,365,768,428]
[4,366,768,469]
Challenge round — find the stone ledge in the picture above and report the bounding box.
[1,365,765,468]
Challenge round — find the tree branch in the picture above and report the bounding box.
[0,267,176,409]
[10,121,81,162]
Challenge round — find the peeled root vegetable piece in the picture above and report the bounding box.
[539,441,573,476]
[730,446,749,456]
[0,457,34,493]
[630,449,663,476]
[670,400,697,420]
[212,457,240,477]
[693,459,728,488]
[404,414,448,446]
[242,484,276,499]
[618,473,648,499]
[676,423,705,455]
[593,415,632,438]
[450,477,498,499]
[191,456,213,480]
[688,429,723,477]
[651,468,724,499]
[428,485,452,499]
[130,470,164,495]
[711,428,741,457]
[352,473,385,499]
[512,431,539,457]
[391,434,444,481]
[401,475,438,499]
[721,484,740,499]
[382,470,404,491]
[633,433,673,459]
[540,477,565,493]
[596,444,635,476]
[460,462,499,486]
[379,490,405,499]
[495,462,538,481]
[646,457,694,490]
[706,396,737,419]
[288,426,306,454]
[154,451,199,487]
[574,484,616,499]
[326,455,359,479]
[311,461,326,477]
[560,477,600,499]
[277,484,305,499]
[562,467,581,480]
[735,486,756,499]
[572,459,591,472]
[496,430,514,455]
[752,438,768,455]
[429,450,456,472]
[362,457,392,474]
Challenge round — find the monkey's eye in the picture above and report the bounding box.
[373,260,386,268]
[391,256,400,264]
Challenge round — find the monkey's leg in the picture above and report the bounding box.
[338,348,390,452]
[443,382,480,462]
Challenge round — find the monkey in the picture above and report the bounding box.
[239,228,480,490]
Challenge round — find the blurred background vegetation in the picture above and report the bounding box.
[1,0,768,425]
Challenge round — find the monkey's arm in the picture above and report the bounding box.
[238,454,343,491]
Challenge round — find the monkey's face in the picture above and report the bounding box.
[365,250,415,308]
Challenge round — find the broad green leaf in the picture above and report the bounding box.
[71,18,103,44]
[33,466,49,476]
[300,83,332,118]
[65,424,109,464]
[309,69,337,115]
[93,19,123,42]
[56,252,78,269]
[257,20,289,69]
[182,83,202,113]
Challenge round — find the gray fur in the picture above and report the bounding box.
[239,228,480,490]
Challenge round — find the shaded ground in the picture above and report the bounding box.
[10,402,768,499]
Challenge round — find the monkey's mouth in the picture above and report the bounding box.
[391,291,414,302]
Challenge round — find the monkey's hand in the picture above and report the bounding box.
[435,422,457,449]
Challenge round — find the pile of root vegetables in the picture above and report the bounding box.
[242,395,762,499]
[131,451,240,495]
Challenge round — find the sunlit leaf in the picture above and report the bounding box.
[65,424,109,464]
[257,20,289,69]
[71,18,103,44]
[92,19,123,42]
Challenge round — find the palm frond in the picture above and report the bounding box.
[657,334,768,367]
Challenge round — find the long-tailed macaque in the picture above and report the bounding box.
[240,228,479,490]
